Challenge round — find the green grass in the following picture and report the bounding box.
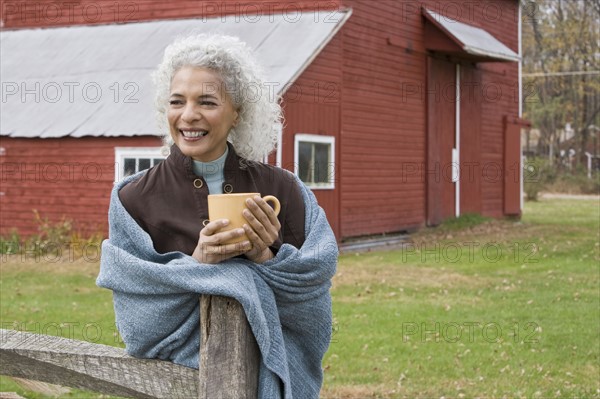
[436,212,492,231]
[324,198,599,398]
[1,198,599,398]
[0,258,125,398]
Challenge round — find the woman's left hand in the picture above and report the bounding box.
[242,196,282,264]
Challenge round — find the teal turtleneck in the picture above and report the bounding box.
[192,146,228,194]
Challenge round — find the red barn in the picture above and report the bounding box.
[0,0,526,243]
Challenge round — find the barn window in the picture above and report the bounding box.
[114,147,165,182]
[294,134,335,189]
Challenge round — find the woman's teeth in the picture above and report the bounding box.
[181,130,208,138]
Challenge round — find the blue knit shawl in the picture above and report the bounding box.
[96,172,337,399]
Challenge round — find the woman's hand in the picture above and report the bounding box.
[242,196,282,264]
[192,219,251,264]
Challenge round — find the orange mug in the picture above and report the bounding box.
[207,193,281,244]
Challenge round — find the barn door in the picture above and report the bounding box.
[426,57,456,226]
[427,58,484,225]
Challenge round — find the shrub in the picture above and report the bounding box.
[542,167,600,195]
[523,157,553,201]
[0,230,21,255]
[0,211,104,259]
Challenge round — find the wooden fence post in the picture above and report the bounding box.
[0,329,198,398]
[0,297,260,398]
[199,295,260,399]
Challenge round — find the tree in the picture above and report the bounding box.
[522,0,600,168]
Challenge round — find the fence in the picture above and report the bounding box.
[0,296,259,399]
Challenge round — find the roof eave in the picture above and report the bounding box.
[462,45,521,63]
[422,7,520,63]
[278,7,353,96]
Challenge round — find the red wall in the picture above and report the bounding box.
[338,0,428,237]
[0,0,341,28]
[280,34,343,238]
[1,0,521,240]
[337,0,520,237]
[0,136,162,236]
[0,0,344,238]
[422,0,520,219]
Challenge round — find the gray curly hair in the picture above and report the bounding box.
[152,33,282,162]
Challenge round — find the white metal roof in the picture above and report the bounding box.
[0,10,351,138]
[423,8,520,62]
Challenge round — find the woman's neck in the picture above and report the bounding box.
[192,147,228,194]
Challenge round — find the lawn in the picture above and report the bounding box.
[1,198,599,398]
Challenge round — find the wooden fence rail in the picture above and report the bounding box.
[0,296,259,399]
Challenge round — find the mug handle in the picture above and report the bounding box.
[262,195,281,216]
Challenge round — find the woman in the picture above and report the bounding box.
[97,34,338,399]
[118,34,305,264]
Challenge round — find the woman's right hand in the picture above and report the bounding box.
[192,219,252,264]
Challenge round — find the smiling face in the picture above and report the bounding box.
[168,66,239,162]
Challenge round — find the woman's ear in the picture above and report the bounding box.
[232,110,240,127]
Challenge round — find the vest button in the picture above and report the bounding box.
[193,178,204,189]
[223,183,233,193]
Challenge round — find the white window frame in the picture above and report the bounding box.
[114,147,165,182]
[294,134,335,190]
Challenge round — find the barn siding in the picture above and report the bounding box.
[339,0,427,238]
[419,0,520,219]
[426,56,456,226]
[459,64,483,215]
[338,0,519,237]
[1,0,344,238]
[0,0,342,28]
[481,64,519,218]
[1,0,521,241]
[0,136,162,236]
[280,33,342,237]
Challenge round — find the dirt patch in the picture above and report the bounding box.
[0,255,100,276]
[333,262,488,291]
[410,219,524,247]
